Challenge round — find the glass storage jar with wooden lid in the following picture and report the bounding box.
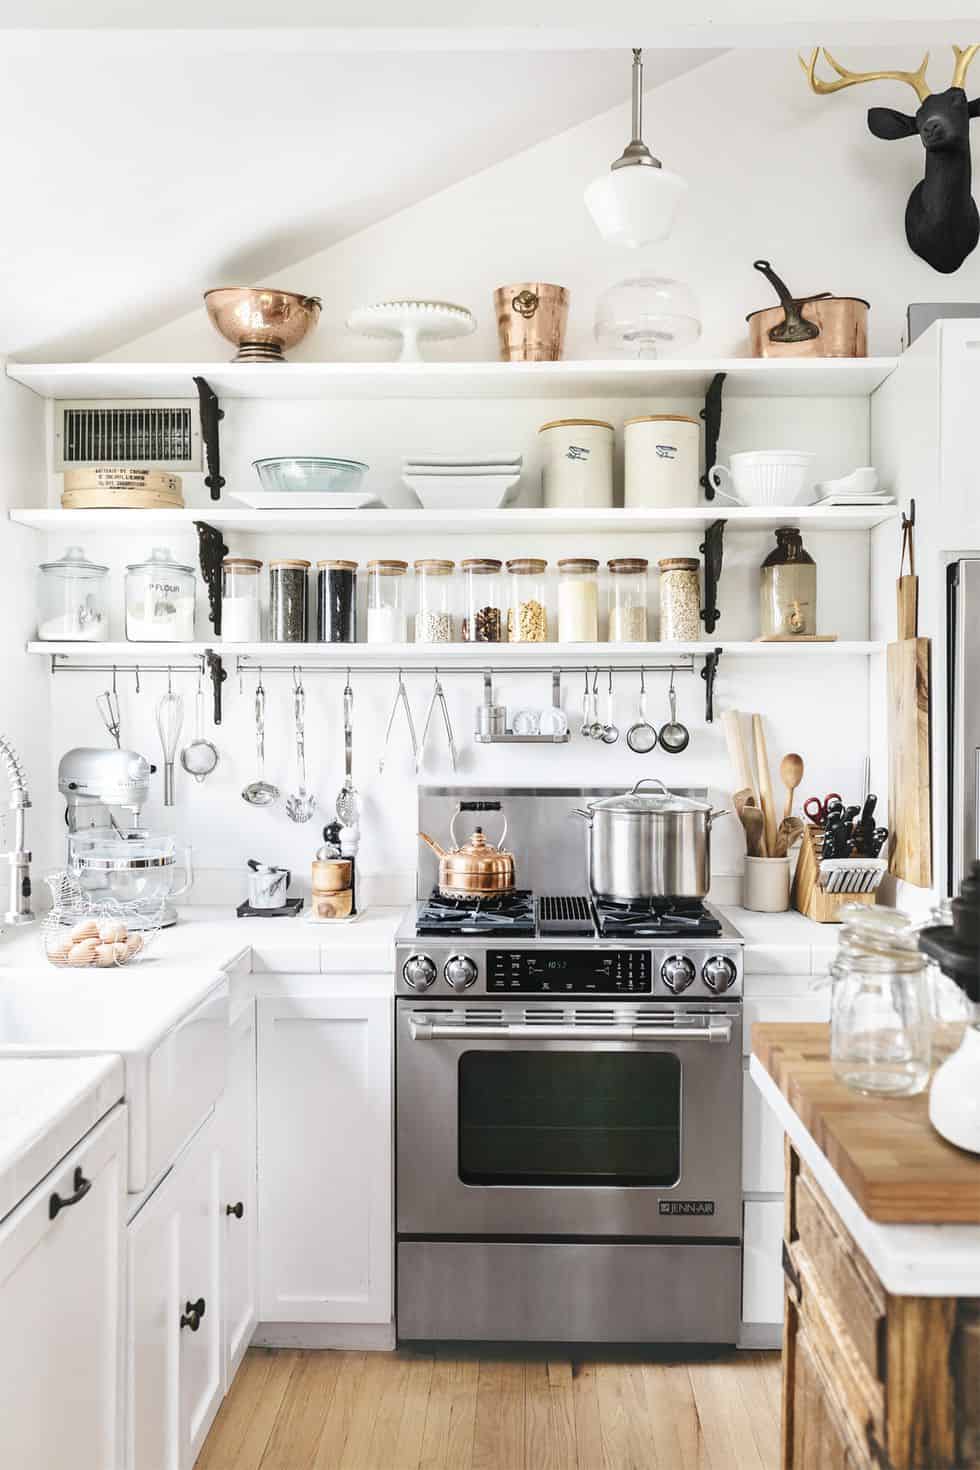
[607,558,648,642]
[221,556,262,642]
[316,559,357,643]
[269,559,310,642]
[658,557,701,641]
[414,559,456,643]
[557,558,599,642]
[506,558,549,642]
[367,559,409,643]
[461,558,503,643]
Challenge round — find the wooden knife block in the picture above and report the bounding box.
[792,825,876,924]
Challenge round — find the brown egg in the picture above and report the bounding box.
[70,920,99,943]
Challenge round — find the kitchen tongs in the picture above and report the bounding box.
[417,670,458,773]
[379,669,418,774]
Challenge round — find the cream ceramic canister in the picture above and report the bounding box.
[624,414,700,508]
[539,418,614,509]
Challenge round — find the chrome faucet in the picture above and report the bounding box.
[0,735,33,925]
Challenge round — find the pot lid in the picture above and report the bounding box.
[589,780,711,816]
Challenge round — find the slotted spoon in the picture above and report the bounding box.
[285,673,317,824]
[335,674,359,825]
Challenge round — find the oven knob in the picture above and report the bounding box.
[402,953,437,991]
[702,955,738,993]
[444,954,478,991]
[661,954,696,993]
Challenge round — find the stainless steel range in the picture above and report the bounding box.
[396,787,745,1346]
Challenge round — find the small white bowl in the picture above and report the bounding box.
[403,472,521,509]
[708,450,815,507]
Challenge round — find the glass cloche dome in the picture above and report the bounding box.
[594,276,702,358]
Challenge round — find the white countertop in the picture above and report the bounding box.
[0,1054,124,1222]
[750,1054,980,1297]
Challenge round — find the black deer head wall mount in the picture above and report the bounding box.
[801,45,980,274]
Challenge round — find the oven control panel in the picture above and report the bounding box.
[487,949,652,994]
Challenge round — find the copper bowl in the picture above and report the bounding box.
[204,287,322,363]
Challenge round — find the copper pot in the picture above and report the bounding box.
[418,811,516,898]
[494,282,569,362]
[746,260,868,359]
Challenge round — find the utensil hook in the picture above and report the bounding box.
[111,665,117,697]
[167,666,173,696]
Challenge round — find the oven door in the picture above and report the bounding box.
[396,1001,742,1239]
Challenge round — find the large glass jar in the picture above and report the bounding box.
[221,557,262,642]
[760,527,817,638]
[557,558,599,642]
[830,906,932,1096]
[125,546,196,642]
[269,559,310,642]
[658,557,701,641]
[506,558,549,642]
[38,545,109,642]
[367,560,408,642]
[608,557,648,642]
[461,558,503,643]
[316,560,357,643]
[414,559,456,643]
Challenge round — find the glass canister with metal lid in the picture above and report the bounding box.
[829,905,932,1096]
[38,545,109,641]
[125,546,197,642]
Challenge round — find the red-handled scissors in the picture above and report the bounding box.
[804,792,844,824]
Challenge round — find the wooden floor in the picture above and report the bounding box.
[196,1346,781,1470]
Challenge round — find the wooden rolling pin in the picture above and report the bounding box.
[722,710,758,805]
[752,714,777,858]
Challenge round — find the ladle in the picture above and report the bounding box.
[658,672,690,755]
[626,670,658,754]
[600,670,619,744]
[242,675,279,807]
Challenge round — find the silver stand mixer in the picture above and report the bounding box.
[57,748,192,927]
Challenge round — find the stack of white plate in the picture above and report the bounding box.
[403,453,522,509]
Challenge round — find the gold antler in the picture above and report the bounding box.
[799,47,932,105]
[951,44,980,90]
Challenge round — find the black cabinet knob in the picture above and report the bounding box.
[49,1167,92,1221]
[180,1297,206,1332]
[225,1201,244,1219]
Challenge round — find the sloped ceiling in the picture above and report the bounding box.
[1,42,718,360]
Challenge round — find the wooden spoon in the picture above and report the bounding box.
[780,753,804,819]
[774,816,805,859]
[740,805,767,859]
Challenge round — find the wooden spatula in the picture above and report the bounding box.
[751,714,777,858]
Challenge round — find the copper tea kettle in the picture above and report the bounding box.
[418,805,516,898]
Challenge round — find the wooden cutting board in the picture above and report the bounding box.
[887,636,932,887]
[753,1024,980,1223]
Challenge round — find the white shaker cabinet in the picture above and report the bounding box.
[257,991,393,1327]
[127,1109,222,1470]
[0,1104,127,1470]
[221,1001,258,1383]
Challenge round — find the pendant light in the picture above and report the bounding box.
[584,48,687,247]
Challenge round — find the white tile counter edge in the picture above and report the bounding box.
[749,1055,980,1297]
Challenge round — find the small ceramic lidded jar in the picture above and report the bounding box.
[366,560,408,642]
[760,527,817,638]
[557,558,599,642]
[506,558,549,642]
[461,558,503,643]
[413,559,456,643]
[38,546,109,642]
[658,557,701,641]
[607,558,648,642]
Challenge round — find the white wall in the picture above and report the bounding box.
[110,47,980,366]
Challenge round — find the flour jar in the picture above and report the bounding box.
[624,414,700,508]
[221,557,262,642]
[539,419,614,509]
[557,558,599,642]
[367,560,408,643]
[125,547,196,642]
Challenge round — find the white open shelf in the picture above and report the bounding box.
[29,640,885,663]
[5,357,899,402]
[9,505,899,535]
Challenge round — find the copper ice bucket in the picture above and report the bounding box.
[494,282,569,362]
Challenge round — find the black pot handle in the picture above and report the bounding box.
[180,1297,206,1332]
[49,1167,91,1221]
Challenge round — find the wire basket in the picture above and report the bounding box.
[41,871,164,969]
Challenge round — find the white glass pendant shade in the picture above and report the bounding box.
[594,276,701,358]
[584,165,687,249]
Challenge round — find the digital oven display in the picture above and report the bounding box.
[487,949,652,993]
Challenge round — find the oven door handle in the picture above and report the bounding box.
[408,1018,733,1043]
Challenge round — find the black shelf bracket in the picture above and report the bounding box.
[699,518,726,635]
[204,649,228,725]
[194,375,225,501]
[699,370,726,501]
[701,648,722,724]
[194,520,229,637]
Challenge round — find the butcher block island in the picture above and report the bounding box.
[752,1024,980,1470]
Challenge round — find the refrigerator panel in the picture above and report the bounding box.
[951,559,980,890]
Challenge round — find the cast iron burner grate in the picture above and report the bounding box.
[594,897,723,939]
[415,888,536,936]
[537,895,595,936]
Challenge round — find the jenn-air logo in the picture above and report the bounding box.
[659,1201,715,1216]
